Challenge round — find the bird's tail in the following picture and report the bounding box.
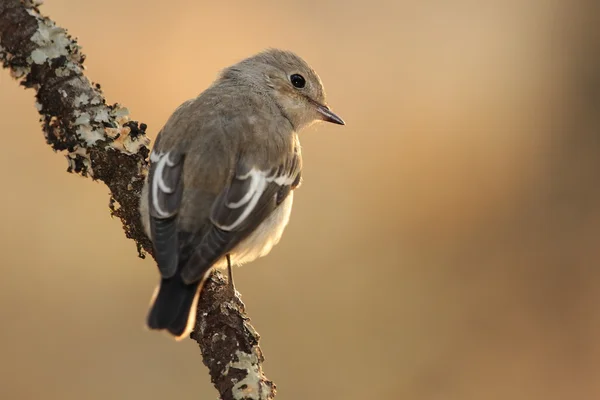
[146,271,202,340]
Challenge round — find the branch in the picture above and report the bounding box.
[0,1,275,399]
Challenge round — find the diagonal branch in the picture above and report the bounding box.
[0,1,275,399]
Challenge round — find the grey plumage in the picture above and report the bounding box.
[140,48,344,340]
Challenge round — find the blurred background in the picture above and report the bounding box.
[1,0,599,399]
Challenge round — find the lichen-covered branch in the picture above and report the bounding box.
[0,1,275,399]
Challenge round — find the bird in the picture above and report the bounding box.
[139,48,345,340]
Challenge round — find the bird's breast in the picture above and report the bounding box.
[228,192,294,266]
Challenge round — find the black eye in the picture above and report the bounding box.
[290,74,306,88]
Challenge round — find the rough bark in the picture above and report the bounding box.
[0,1,275,399]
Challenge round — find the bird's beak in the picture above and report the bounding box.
[316,104,345,125]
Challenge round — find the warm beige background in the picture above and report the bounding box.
[1,0,599,399]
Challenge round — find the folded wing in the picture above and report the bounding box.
[147,148,185,278]
[181,153,301,284]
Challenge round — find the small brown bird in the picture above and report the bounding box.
[139,48,344,339]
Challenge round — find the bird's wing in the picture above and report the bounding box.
[180,152,302,284]
[147,145,185,278]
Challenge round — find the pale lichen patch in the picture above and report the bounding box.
[54,67,69,77]
[224,349,273,400]
[28,9,78,65]
[113,105,130,123]
[73,111,90,126]
[73,93,90,107]
[108,126,151,155]
[98,105,150,155]
[94,108,110,123]
[76,124,104,146]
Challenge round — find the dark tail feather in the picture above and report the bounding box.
[147,271,201,340]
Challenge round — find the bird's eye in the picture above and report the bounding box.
[290,74,306,89]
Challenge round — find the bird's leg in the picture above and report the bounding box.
[226,254,236,294]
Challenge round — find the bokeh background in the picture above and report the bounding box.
[1,0,600,399]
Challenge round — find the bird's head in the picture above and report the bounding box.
[223,49,345,130]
